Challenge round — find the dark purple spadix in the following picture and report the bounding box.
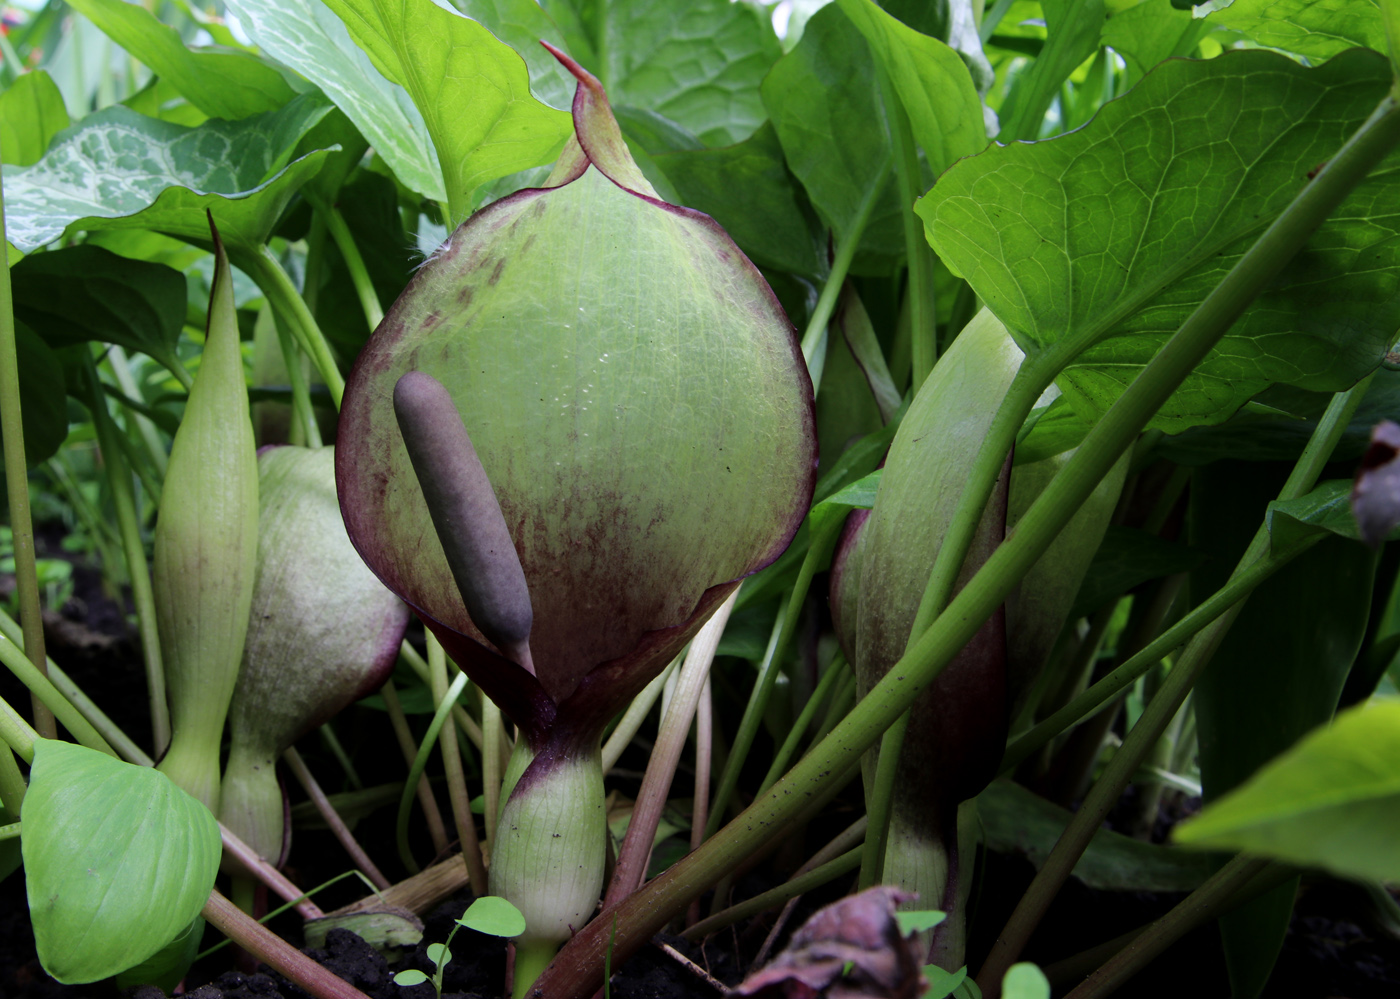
[393,371,534,672]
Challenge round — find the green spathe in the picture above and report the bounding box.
[155,222,259,812]
[22,740,219,983]
[221,445,408,863]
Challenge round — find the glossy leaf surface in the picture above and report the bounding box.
[655,122,824,277]
[2,95,334,253]
[318,0,572,217]
[919,50,1400,433]
[761,4,902,264]
[65,0,296,121]
[0,71,69,167]
[572,0,781,146]
[23,740,219,983]
[1205,0,1385,61]
[11,245,187,376]
[1175,700,1400,883]
[835,0,986,172]
[223,0,444,202]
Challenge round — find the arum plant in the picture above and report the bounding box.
[831,308,1016,968]
[336,48,816,994]
[220,445,410,881]
[153,216,259,813]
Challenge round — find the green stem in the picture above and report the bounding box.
[381,679,450,856]
[322,205,384,330]
[684,847,863,941]
[0,693,37,763]
[1000,536,1318,775]
[515,940,560,999]
[483,695,505,847]
[0,744,25,813]
[238,246,345,408]
[0,633,117,757]
[857,710,910,889]
[399,639,485,751]
[318,724,363,789]
[608,594,735,905]
[274,312,321,447]
[1063,858,1288,999]
[428,634,487,892]
[601,656,678,772]
[801,160,892,372]
[757,652,847,793]
[910,349,1066,642]
[0,158,55,741]
[105,345,169,477]
[704,515,844,839]
[531,89,1400,999]
[0,819,18,841]
[395,670,470,876]
[976,371,1380,994]
[85,359,170,755]
[876,66,937,388]
[0,608,149,764]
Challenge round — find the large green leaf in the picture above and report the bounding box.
[566,0,781,146]
[1101,0,1211,87]
[0,323,69,467]
[761,3,903,268]
[1190,461,1377,998]
[11,245,187,377]
[1205,0,1386,62]
[21,739,220,983]
[919,50,1400,433]
[65,0,296,120]
[654,121,825,276]
[318,0,572,219]
[2,94,335,253]
[1175,699,1400,884]
[449,0,577,110]
[222,0,444,202]
[1159,372,1400,467]
[0,71,70,167]
[835,0,987,174]
[997,0,1104,141]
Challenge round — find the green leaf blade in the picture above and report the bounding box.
[1174,700,1400,884]
[318,0,572,219]
[65,0,297,121]
[919,49,1400,433]
[2,96,335,253]
[21,740,220,984]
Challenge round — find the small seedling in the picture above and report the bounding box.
[393,896,527,996]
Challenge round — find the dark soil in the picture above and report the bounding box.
[4,545,1400,998]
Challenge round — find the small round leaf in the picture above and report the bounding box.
[459,895,527,938]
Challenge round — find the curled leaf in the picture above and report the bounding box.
[733,886,927,998]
